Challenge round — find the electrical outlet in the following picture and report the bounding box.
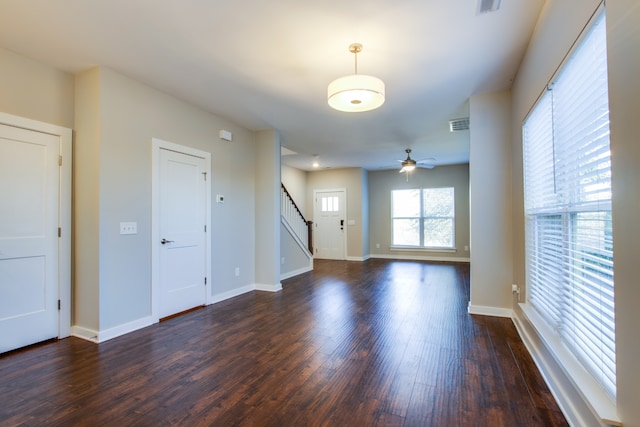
[512,284,522,302]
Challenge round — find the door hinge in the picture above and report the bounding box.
[59,155,62,166]
[204,225,207,232]
[204,277,207,285]
[202,172,207,181]
[58,299,61,310]
[58,227,62,237]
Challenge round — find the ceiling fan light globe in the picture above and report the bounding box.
[400,162,416,173]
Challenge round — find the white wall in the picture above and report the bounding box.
[510,0,640,424]
[468,91,512,315]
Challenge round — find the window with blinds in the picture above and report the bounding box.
[522,10,615,399]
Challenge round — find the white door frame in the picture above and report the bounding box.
[151,138,211,322]
[313,188,347,260]
[0,112,72,340]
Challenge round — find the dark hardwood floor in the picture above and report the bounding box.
[0,259,567,426]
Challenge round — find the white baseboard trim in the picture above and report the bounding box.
[467,303,513,318]
[210,284,255,304]
[281,265,313,280]
[255,282,283,292]
[99,316,155,343]
[71,280,287,346]
[71,315,155,344]
[370,253,470,263]
[71,325,99,343]
[346,255,371,262]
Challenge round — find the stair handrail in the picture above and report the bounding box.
[281,183,313,254]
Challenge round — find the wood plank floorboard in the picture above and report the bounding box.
[0,259,567,426]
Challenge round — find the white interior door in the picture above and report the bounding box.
[158,148,207,318]
[0,124,59,353]
[314,190,346,260]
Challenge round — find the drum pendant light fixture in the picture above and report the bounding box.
[328,43,385,113]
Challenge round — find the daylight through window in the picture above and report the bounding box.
[391,187,455,249]
[522,10,615,399]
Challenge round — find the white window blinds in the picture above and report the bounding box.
[523,10,615,399]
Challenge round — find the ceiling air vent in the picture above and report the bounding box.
[449,117,470,132]
[476,0,501,15]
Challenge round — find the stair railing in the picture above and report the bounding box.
[281,183,313,254]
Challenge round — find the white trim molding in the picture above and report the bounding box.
[370,253,470,263]
[0,112,72,341]
[513,304,621,427]
[467,303,512,318]
[346,255,371,262]
[255,282,283,292]
[210,285,255,304]
[72,317,156,344]
[281,265,313,281]
[151,138,212,321]
[71,326,99,343]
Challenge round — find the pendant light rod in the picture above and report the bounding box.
[327,43,385,113]
[349,43,362,74]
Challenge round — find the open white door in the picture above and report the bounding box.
[0,124,59,353]
[313,189,346,260]
[154,140,210,319]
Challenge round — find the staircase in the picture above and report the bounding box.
[281,184,313,279]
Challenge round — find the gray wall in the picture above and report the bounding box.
[255,130,281,289]
[469,91,512,312]
[281,164,307,217]
[74,66,259,332]
[0,47,74,129]
[368,164,470,262]
[280,223,312,276]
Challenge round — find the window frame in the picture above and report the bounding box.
[390,187,456,250]
[521,6,618,422]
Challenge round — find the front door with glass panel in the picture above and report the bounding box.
[313,190,346,260]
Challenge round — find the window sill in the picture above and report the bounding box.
[519,303,621,426]
[390,246,457,253]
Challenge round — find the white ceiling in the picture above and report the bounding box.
[0,0,544,171]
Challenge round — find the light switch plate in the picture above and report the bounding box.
[120,222,137,235]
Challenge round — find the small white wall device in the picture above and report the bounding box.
[219,130,233,141]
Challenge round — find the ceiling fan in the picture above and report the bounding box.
[398,148,435,173]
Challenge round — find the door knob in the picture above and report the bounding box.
[161,238,174,244]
